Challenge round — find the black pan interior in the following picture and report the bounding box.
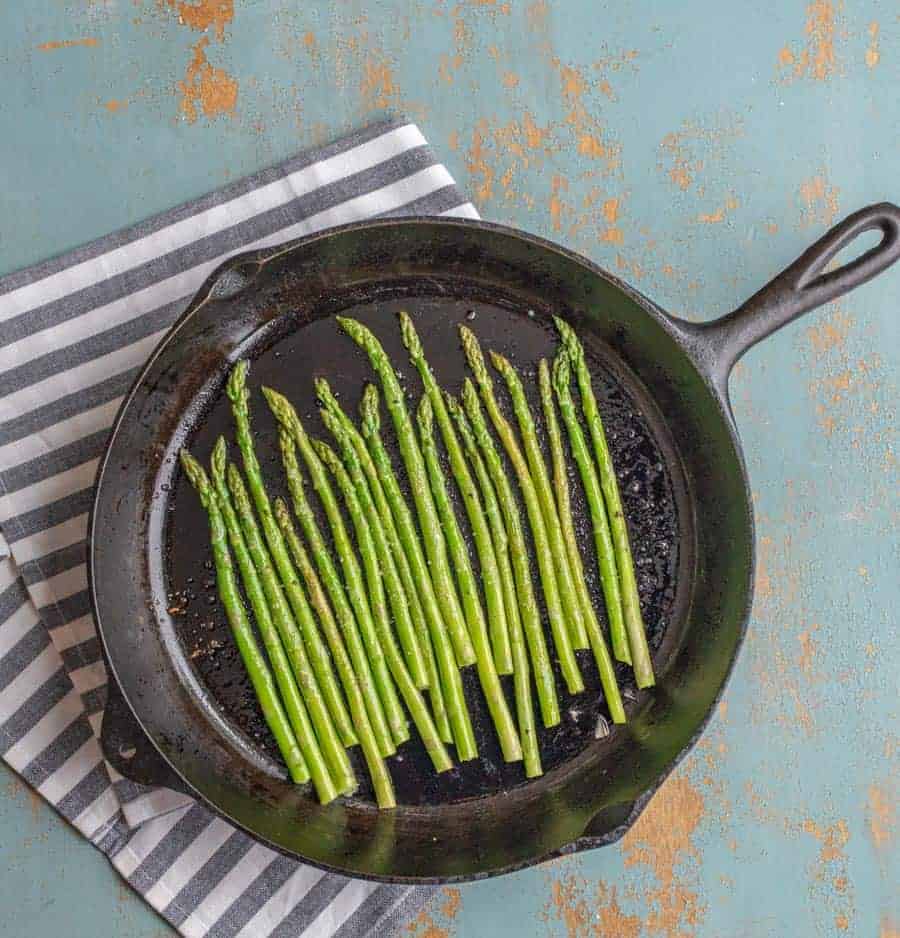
[166,294,684,807]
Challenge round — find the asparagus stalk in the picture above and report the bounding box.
[319,407,428,690]
[553,318,655,688]
[416,396,523,764]
[444,397,542,775]
[336,317,476,668]
[360,386,477,760]
[180,451,310,787]
[542,359,625,724]
[460,327,584,695]
[489,350,589,651]
[399,311,513,674]
[265,394,409,750]
[274,427,396,758]
[225,463,355,796]
[274,498,396,808]
[460,380,560,728]
[315,379,450,743]
[224,362,357,746]
[315,439,453,774]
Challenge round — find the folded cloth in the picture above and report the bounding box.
[0,118,477,938]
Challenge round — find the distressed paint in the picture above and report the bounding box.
[0,2,897,936]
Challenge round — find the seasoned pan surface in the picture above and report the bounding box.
[167,295,687,807]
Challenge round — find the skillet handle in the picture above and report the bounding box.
[695,202,900,387]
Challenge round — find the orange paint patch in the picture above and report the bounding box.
[865,21,880,68]
[600,227,623,244]
[807,308,853,358]
[550,175,568,232]
[547,871,590,938]
[867,784,895,850]
[835,913,850,930]
[447,129,459,151]
[360,55,399,110]
[595,887,642,938]
[441,887,461,919]
[303,31,316,49]
[465,120,495,206]
[522,112,547,149]
[799,173,840,227]
[36,37,99,51]
[602,198,619,224]
[881,918,900,938]
[177,37,238,122]
[167,0,234,42]
[801,817,850,863]
[104,98,128,113]
[621,774,705,936]
[502,71,519,88]
[578,134,608,159]
[778,1,840,82]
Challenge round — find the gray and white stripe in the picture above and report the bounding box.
[0,118,456,937]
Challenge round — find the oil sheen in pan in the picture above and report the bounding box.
[165,296,681,807]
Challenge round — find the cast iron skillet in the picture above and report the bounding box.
[92,203,900,882]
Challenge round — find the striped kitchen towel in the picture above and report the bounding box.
[0,118,476,937]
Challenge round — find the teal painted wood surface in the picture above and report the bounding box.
[1,2,897,936]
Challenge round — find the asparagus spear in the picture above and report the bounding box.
[460,380,560,728]
[445,397,543,776]
[224,362,357,747]
[360,386,477,760]
[315,379,450,744]
[336,317,476,668]
[180,451,310,787]
[264,388,410,748]
[315,439,453,774]
[489,350,589,651]
[460,327,584,695]
[274,498,396,808]
[319,407,428,690]
[553,318,655,688]
[274,426,396,758]
[399,311,513,674]
[416,396,522,764]
[225,463,355,796]
[542,359,625,724]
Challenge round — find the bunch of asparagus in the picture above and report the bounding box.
[180,313,655,807]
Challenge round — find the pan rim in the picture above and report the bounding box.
[89,214,755,883]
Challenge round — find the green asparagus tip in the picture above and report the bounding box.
[225,360,249,404]
[179,449,209,498]
[313,376,337,408]
[443,390,460,418]
[313,438,339,472]
[262,385,294,430]
[336,316,366,343]
[397,310,422,358]
[416,393,434,435]
[551,350,571,393]
[273,496,290,523]
[359,384,381,436]
[488,349,512,376]
[552,316,582,362]
[225,461,244,494]
[319,407,344,443]
[459,325,489,385]
[278,426,302,474]
[460,377,480,414]
[210,436,227,479]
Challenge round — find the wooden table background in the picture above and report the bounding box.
[1,2,897,936]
